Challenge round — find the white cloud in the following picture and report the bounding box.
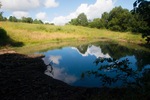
[12,11,29,19]
[36,12,47,20]
[1,0,40,11]
[44,0,59,8]
[43,55,77,84]
[0,0,59,11]
[52,16,71,26]
[51,0,114,25]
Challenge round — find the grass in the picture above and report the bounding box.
[0,21,147,53]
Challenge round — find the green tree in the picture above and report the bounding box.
[0,2,4,21]
[3,17,7,21]
[33,19,43,24]
[107,6,133,32]
[69,13,88,26]
[21,17,33,23]
[26,17,33,23]
[9,16,18,22]
[77,13,88,26]
[133,0,150,43]
[88,18,105,29]
[129,14,148,33]
[0,12,3,21]
[0,12,6,21]
[101,12,109,28]
[69,18,79,25]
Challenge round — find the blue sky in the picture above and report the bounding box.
[0,0,136,25]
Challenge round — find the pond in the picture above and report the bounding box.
[38,41,150,88]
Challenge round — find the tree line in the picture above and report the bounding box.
[0,14,44,24]
[69,0,150,43]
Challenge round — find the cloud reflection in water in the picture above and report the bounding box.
[72,45,110,58]
[40,43,150,88]
[42,55,62,65]
[43,55,78,84]
[42,45,112,85]
[45,66,78,84]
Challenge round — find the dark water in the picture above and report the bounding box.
[38,42,150,88]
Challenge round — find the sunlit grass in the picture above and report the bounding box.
[0,22,146,48]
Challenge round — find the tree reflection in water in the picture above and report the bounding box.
[81,57,149,88]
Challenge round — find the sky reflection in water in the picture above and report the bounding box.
[41,44,150,88]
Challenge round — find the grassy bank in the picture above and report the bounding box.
[0,22,147,53]
[1,22,145,44]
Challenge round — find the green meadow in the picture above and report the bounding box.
[0,22,147,53]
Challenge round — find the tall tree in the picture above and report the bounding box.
[77,13,88,26]
[69,13,88,26]
[0,12,3,21]
[101,12,109,28]
[9,16,18,22]
[69,18,79,25]
[33,19,43,24]
[88,18,105,29]
[133,0,150,43]
[0,2,3,21]
[21,17,33,23]
[107,6,133,32]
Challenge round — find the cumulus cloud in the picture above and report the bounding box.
[1,0,40,11]
[44,0,59,8]
[1,0,59,11]
[12,11,29,19]
[51,0,114,25]
[36,12,47,20]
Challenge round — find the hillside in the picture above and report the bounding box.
[0,22,145,46]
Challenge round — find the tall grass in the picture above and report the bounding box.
[0,22,145,47]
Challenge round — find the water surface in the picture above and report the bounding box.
[39,42,150,88]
